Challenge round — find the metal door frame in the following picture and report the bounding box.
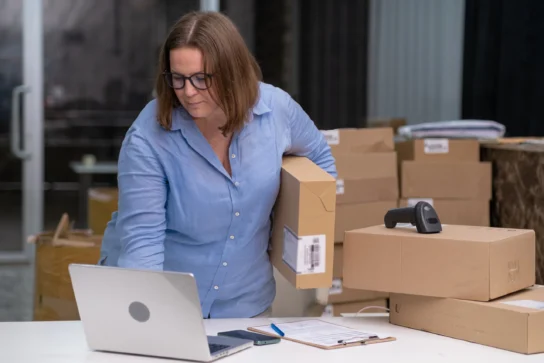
[1,0,44,264]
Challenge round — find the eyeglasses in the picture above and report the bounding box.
[163,71,213,90]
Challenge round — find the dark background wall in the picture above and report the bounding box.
[297,0,370,130]
[462,0,544,137]
[0,0,370,186]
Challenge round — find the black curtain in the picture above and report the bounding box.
[462,0,544,137]
[254,0,287,89]
[298,0,369,130]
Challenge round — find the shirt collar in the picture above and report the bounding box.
[251,94,271,116]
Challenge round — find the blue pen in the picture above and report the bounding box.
[270,323,285,337]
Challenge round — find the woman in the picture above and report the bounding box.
[99,11,337,319]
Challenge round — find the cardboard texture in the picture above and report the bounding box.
[335,152,397,180]
[336,176,398,205]
[399,198,490,226]
[270,156,336,289]
[305,298,389,317]
[316,278,389,304]
[396,139,480,163]
[390,286,544,354]
[30,214,102,321]
[335,201,397,242]
[321,128,394,154]
[343,224,535,301]
[88,187,118,234]
[334,152,398,204]
[401,161,492,199]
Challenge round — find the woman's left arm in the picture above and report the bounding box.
[281,89,337,178]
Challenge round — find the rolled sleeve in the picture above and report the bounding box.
[116,128,167,270]
[282,90,337,178]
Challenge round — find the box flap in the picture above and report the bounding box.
[281,156,335,182]
[303,181,336,212]
[28,213,101,247]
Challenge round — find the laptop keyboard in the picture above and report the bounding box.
[209,343,229,354]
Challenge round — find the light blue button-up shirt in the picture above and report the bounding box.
[99,82,337,318]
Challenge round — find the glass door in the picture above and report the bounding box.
[0,0,44,263]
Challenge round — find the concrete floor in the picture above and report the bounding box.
[0,265,33,322]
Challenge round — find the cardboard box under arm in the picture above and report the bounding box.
[270,156,336,289]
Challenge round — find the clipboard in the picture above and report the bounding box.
[247,319,396,350]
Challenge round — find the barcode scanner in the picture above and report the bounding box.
[384,201,442,234]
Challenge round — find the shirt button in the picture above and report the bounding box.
[231,154,236,159]
[230,235,235,240]
[223,262,228,266]
[235,212,240,217]
[234,181,240,186]
[214,286,219,290]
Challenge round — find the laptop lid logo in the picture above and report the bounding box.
[129,301,150,322]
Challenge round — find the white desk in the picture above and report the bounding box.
[0,316,541,363]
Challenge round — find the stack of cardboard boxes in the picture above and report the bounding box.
[343,222,542,354]
[304,128,398,316]
[396,138,491,226]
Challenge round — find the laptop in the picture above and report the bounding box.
[68,264,254,362]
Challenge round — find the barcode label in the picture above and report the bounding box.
[336,179,345,195]
[321,130,340,145]
[282,226,326,274]
[424,139,449,154]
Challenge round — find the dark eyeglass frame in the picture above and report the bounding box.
[163,71,213,90]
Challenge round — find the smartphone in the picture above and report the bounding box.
[217,330,281,346]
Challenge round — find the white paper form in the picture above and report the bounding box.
[254,320,390,347]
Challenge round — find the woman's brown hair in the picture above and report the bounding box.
[155,11,262,135]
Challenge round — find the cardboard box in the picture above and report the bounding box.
[335,152,397,180]
[336,177,398,205]
[88,187,118,234]
[343,224,535,301]
[390,286,544,354]
[399,198,489,226]
[30,214,102,321]
[335,153,398,204]
[316,278,389,304]
[270,156,336,289]
[401,161,492,199]
[396,139,480,162]
[321,128,394,154]
[306,299,389,317]
[333,244,343,278]
[367,117,406,134]
[335,201,397,242]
